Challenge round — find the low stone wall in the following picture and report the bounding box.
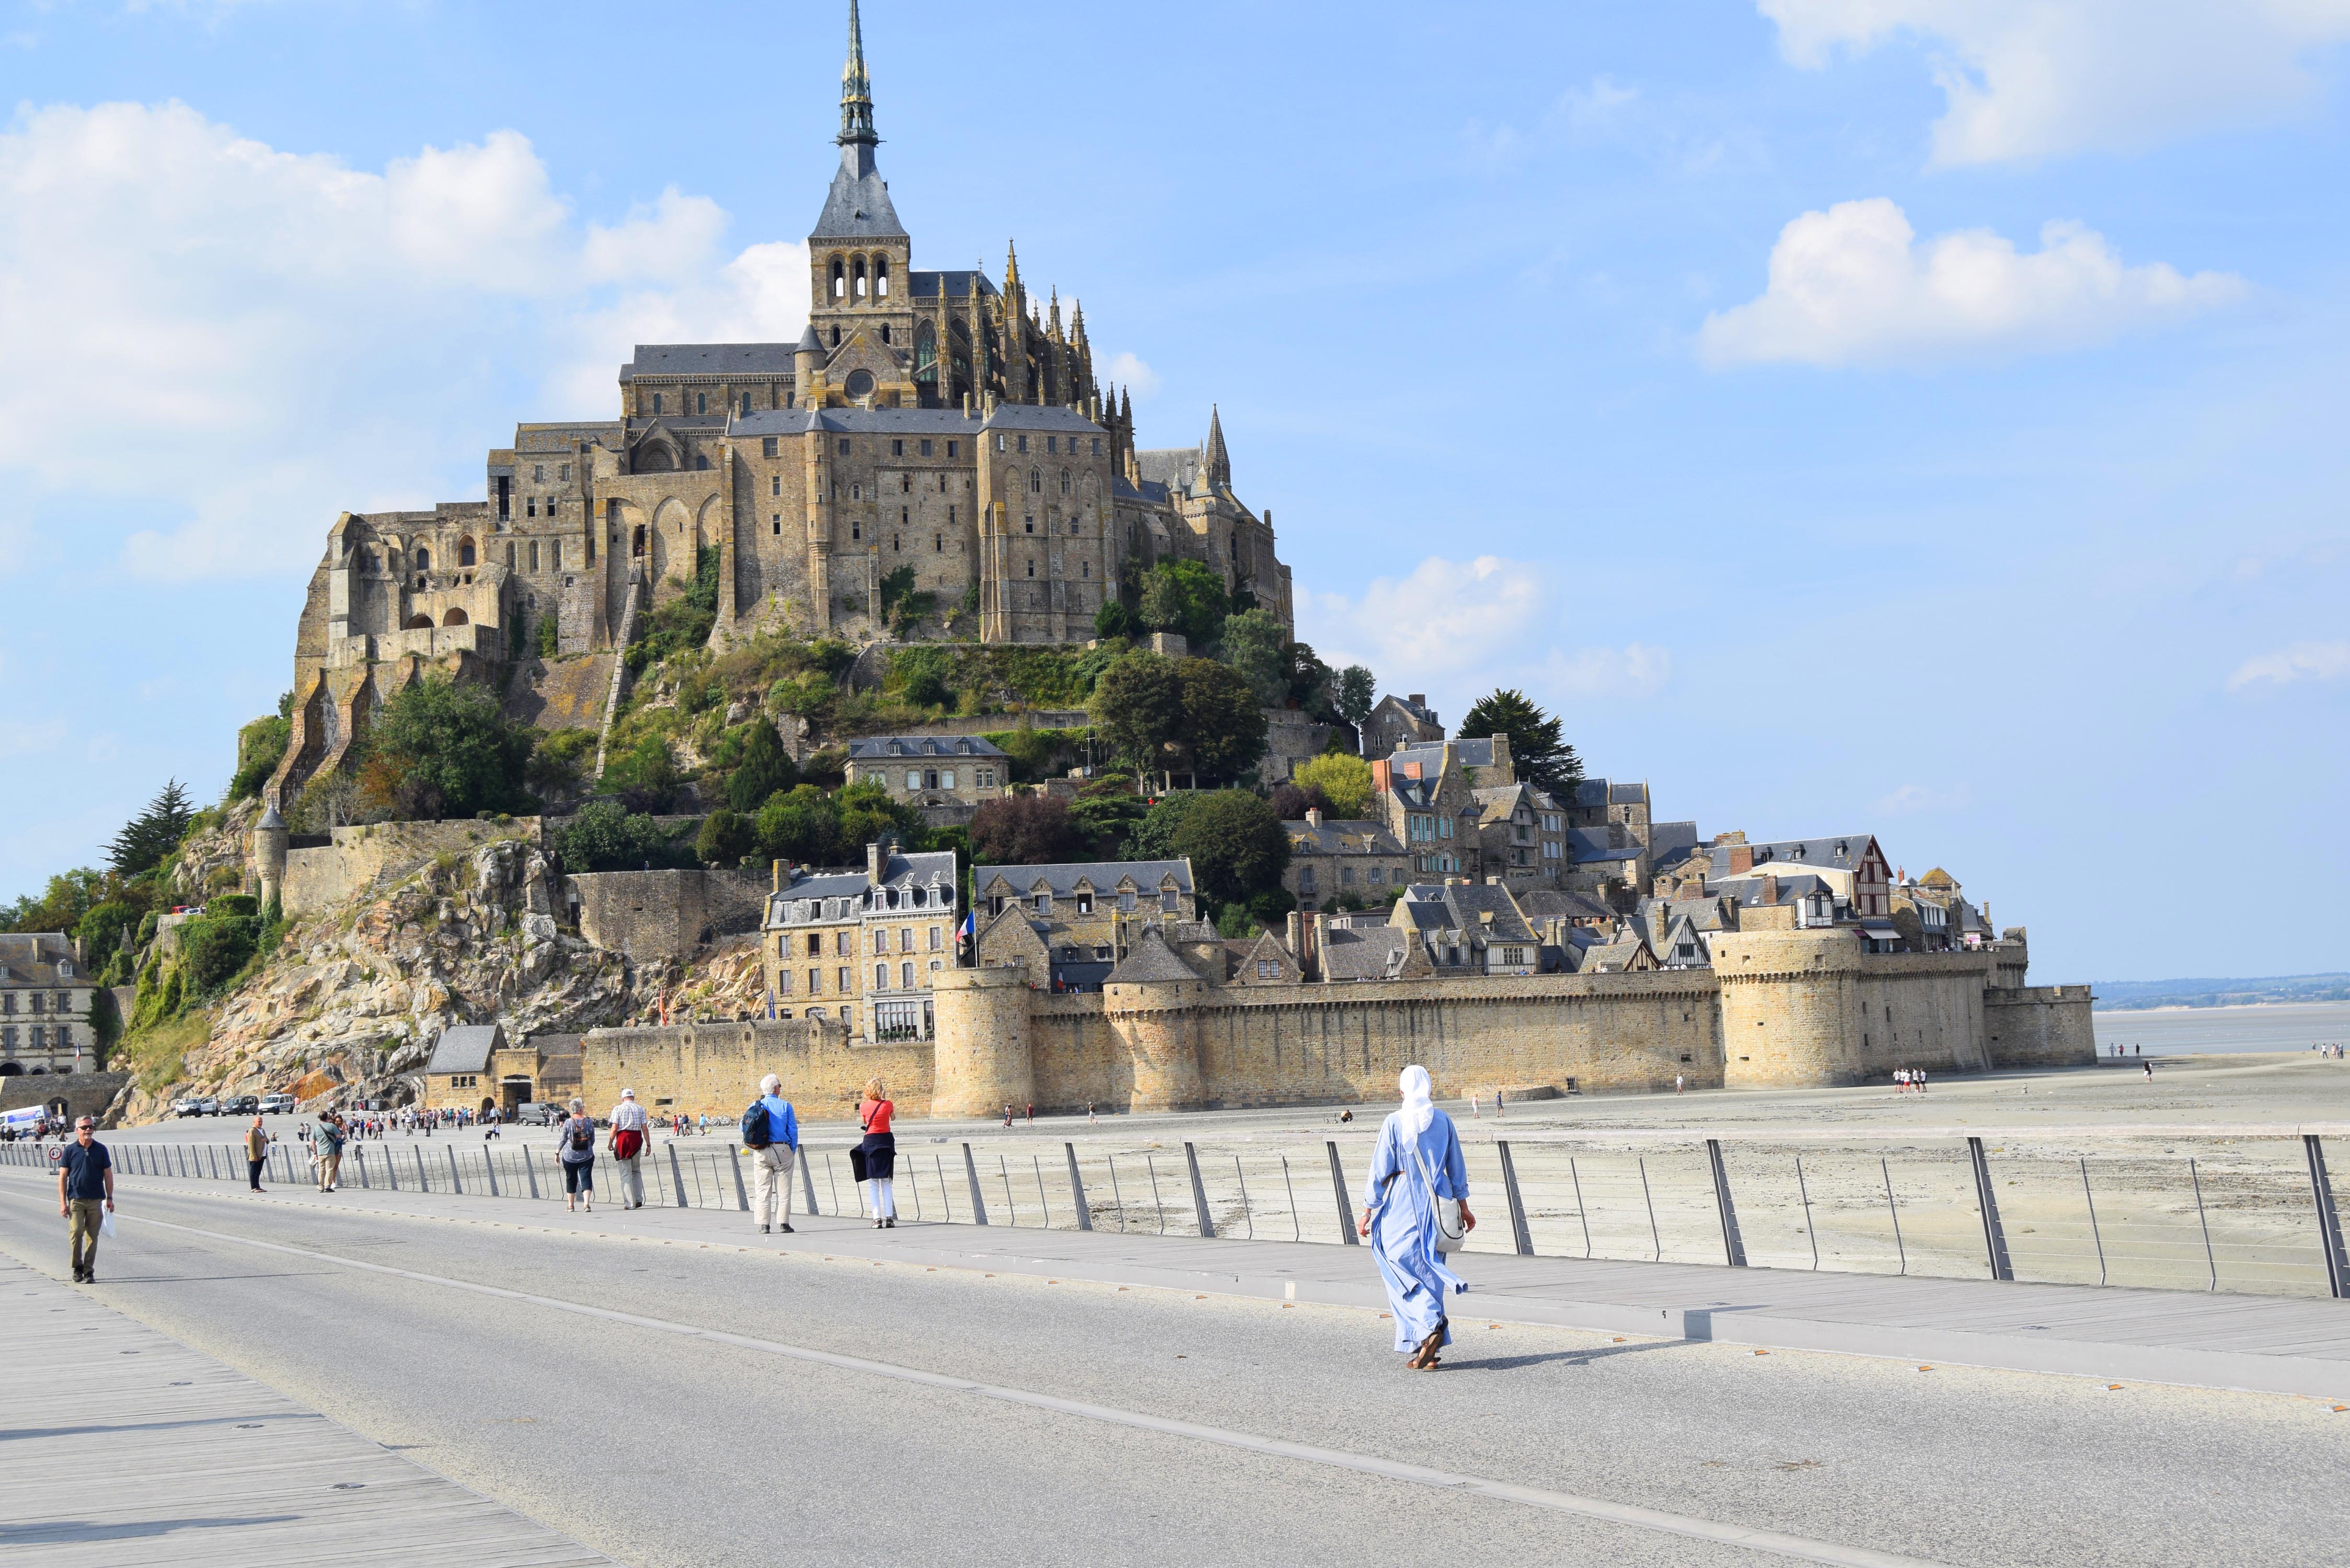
[581,1020,935,1119]
[1,1071,130,1125]
[282,817,542,916]
[566,868,771,963]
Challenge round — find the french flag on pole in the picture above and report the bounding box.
[958,911,975,942]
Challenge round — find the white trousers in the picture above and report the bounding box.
[748,1145,796,1226]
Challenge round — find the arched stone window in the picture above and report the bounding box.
[832,256,846,299]
[875,257,890,297]
[695,454,711,470]
[632,525,647,558]
[442,607,468,626]
[1059,469,1072,495]
[853,256,867,300]
[915,321,937,380]
[457,536,476,567]
[404,613,433,630]
[1030,471,1042,493]
[415,547,430,572]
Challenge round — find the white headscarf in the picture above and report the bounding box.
[1398,1065,1435,1135]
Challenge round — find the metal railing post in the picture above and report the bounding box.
[1965,1137,2012,1281]
[730,1148,750,1213]
[482,1149,498,1197]
[1882,1157,1906,1276]
[1183,1142,1216,1238]
[798,1146,819,1217]
[1570,1156,1592,1257]
[384,1143,398,1191]
[2306,1135,2349,1299]
[2189,1157,2217,1293]
[1326,1140,1357,1245]
[356,1147,371,1189]
[1795,1155,1818,1270]
[998,1155,1016,1226]
[1107,1152,1127,1231]
[525,1147,540,1201]
[1234,1156,1253,1241]
[447,1143,464,1195]
[668,1143,689,1209]
[962,1142,989,1225]
[826,1152,843,1217]
[415,1146,428,1191]
[1638,1157,1661,1262]
[1065,1142,1092,1231]
[1033,1156,1051,1226]
[2080,1157,2105,1286]
[1497,1140,1534,1256]
[1706,1138,1747,1267]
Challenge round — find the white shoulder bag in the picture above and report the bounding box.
[1412,1136,1466,1253]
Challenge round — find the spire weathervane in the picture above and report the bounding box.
[840,0,877,147]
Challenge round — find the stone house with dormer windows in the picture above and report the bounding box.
[0,933,99,1076]
[842,734,1010,824]
[972,858,1199,993]
[1362,693,1444,755]
[759,845,961,1042]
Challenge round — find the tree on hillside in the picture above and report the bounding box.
[553,801,688,873]
[1138,560,1228,647]
[1068,774,1149,855]
[837,779,928,853]
[106,780,194,878]
[1283,639,1336,718]
[1218,609,1289,707]
[727,719,800,813]
[1089,652,1186,778]
[1333,665,1376,733]
[696,809,756,868]
[1460,687,1585,800]
[1268,781,1329,822]
[754,785,844,867]
[1291,752,1373,817]
[1170,790,1290,913]
[970,794,1085,867]
[360,679,535,821]
[1178,658,1268,785]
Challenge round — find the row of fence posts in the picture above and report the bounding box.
[14,1128,2348,1300]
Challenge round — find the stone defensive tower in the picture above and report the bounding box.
[930,965,1034,1117]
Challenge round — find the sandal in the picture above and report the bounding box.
[1408,1328,1444,1369]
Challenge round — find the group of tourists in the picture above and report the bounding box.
[2312,1042,2344,1059]
[1894,1069,1929,1093]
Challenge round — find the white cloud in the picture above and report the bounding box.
[1103,351,1160,399]
[0,101,810,582]
[1760,0,2350,164]
[1698,198,2243,368]
[1874,781,1972,815]
[1300,555,1669,709]
[2226,640,2350,691]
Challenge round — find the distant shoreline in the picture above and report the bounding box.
[2095,998,2350,1013]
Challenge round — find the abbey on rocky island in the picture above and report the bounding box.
[269,0,1291,810]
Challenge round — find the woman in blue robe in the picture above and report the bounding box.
[1357,1065,1474,1368]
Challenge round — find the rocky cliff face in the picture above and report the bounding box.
[121,837,626,1123]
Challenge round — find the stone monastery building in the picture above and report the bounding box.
[269,0,1292,810]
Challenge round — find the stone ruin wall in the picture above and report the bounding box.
[280,818,541,917]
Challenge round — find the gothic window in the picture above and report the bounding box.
[528,541,539,572]
[1030,471,1042,493]
[853,257,867,299]
[551,540,562,570]
[653,394,663,414]
[1060,469,1072,495]
[875,258,889,297]
[881,325,891,345]
[696,393,707,414]
[832,256,846,298]
[915,322,937,378]
[457,537,476,567]
[415,548,430,572]
[506,543,516,568]
[831,326,841,347]
[695,454,710,470]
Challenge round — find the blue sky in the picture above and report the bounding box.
[3,1,2345,983]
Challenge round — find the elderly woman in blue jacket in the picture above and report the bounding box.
[1358,1065,1474,1369]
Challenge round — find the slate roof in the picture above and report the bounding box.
[1105,928,1200,984]
[1569,827,1644,866]
[1709,834,1880,876]
[1712,871,1836,909]
[0,932,86,987]
[1390,739,1496,775]
[728,404,1105,439]
[765,849,960,925]
[1284,818,1402,856]
[1392,882,1537,946]
[1609,782,1649,806]
[908,269,998,299]
[1321,924,1415,981]
[1112,476,1174,505]
[975,858,1194,901]
[622,344,799,382]
[1648,820,1702,875]
[426,1023,505,1076]
[1515,888,1618,924]
[1571,779,1612,809]
[1134,448,1204,491]
[1579,935,1654,972]
[813,147,907,239]
[846,734,1008,760]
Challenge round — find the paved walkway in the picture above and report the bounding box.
[16,1164,2350,1402]
[0,1252,610,1565]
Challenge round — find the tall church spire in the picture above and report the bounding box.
[839,0,877,148]
[1203,404,1231,487]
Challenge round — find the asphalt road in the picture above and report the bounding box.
[2,1183,2341,1567]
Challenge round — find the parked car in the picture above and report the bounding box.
[221,1094,260,1115]
[173,1097,205,1118]
[196,1098,221,1116]
[258,1093,295,1115]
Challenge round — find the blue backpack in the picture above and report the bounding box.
[740,1101,771,1149]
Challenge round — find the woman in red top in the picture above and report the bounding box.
[858,1078,897,1229]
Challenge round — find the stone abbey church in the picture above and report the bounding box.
[269,2,1292,810]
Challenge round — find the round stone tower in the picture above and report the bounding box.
[1711,928,1865,1090]
[930,965,1034,1118]
[1104,974,1209,1112]
[251,802,289,911]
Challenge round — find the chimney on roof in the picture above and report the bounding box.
[772,859,782,894]
[1305,806,1322,828]
[1408,694,1424,706]
[1312,912,1332,984]
[1285,910,1302,960]
[1370,758,1390,795]
[1486,875,1501,886]
[867,841,883,886]
[1761,872,1778,905]
[1727,843,1754,875]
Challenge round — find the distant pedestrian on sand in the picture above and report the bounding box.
[1675,1074,1685,1095]
[244,1116,269,1192]
[1087,1101,1098,1125]
[59,1116,114,1284]
[744,1074,799,1235]
[609,1088,648,1209]
[1358,1066,1472,1370]
[2144,1060,2153,1081]
[558,1098,596,1213]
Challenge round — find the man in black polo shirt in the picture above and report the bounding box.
[56,1116,114,1283]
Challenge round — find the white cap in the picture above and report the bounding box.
[620,1088,635,1099]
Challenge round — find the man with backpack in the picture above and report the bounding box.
[742,1074,799,1235]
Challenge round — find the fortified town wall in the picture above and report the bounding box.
[582,930,2094,1119]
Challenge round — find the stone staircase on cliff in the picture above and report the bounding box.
[593,570,643,782]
